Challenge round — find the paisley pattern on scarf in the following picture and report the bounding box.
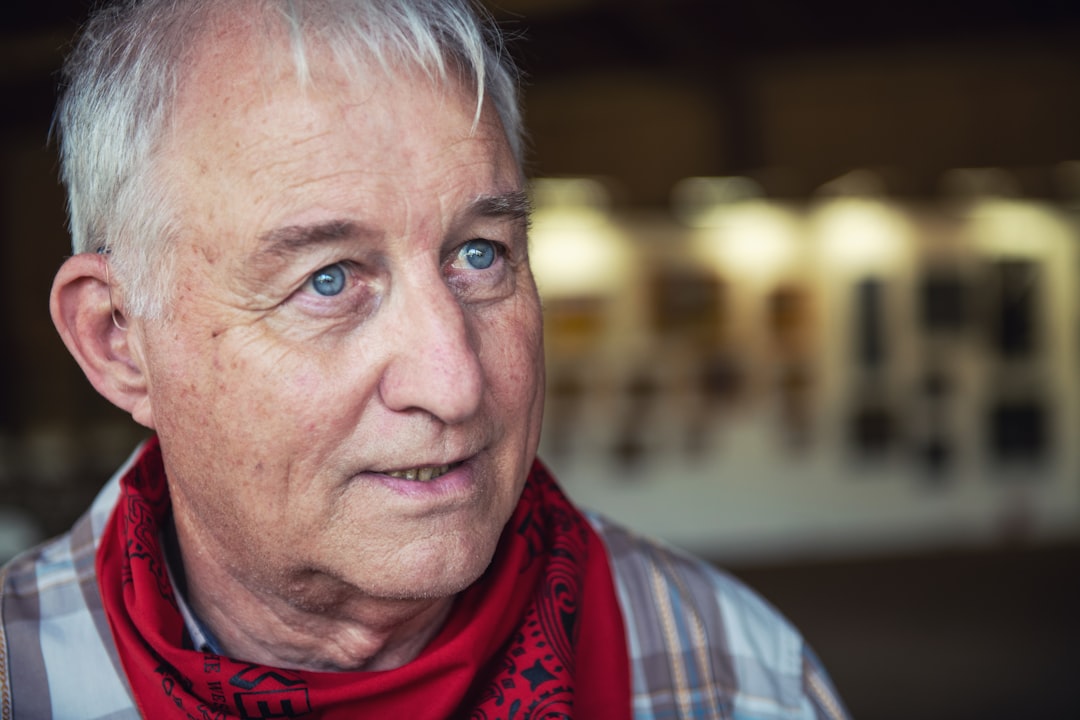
[96,437,631,719]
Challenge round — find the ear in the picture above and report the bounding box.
[50,253,156,429]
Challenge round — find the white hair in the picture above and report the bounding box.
[55,0,524,318]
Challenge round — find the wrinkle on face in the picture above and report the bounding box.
[132,11,544,671]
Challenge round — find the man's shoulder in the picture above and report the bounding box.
[1,472,137,720]
[586,512,848,720]
[2,467,122,593]
[586,511,800,648]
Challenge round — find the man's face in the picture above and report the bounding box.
[130,33,544,606]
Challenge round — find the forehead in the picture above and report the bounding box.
[159,11,516,238]
[172,10,482,145]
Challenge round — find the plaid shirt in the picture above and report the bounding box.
[592,515,849,720]
[1,446,849,720]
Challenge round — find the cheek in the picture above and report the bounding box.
[285,368,356,437]
[148,330,278,446]
[481,300,545,412]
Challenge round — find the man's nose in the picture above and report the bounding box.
[378,276,484,425]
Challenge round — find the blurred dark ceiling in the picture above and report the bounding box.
[5,0,1080,57]
[3,0,1080,198]
[8,1,1078,123]
[488,0,1080,71]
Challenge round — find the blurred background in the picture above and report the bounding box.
[2,1,1079,717]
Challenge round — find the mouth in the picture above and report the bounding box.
[381,461,464,482]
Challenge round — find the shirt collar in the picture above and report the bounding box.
[161,514,225,655]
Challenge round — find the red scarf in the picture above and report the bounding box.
[97,438,630,719]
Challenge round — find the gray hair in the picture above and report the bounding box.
[55,0,523,318]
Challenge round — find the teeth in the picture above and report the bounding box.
[384,464,453,482]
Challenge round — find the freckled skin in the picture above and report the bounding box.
[123,14,545,671]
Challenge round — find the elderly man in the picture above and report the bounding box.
[0,1,849,718]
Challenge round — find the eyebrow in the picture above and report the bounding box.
[471,190,532,222]
[256,219,373,260]
[255,190,532,259]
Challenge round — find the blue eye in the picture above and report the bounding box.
[459,239,496,270]
[310,264,346,296]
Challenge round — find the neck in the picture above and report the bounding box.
[171,517,454,672]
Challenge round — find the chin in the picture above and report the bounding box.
[381,537,499,601]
